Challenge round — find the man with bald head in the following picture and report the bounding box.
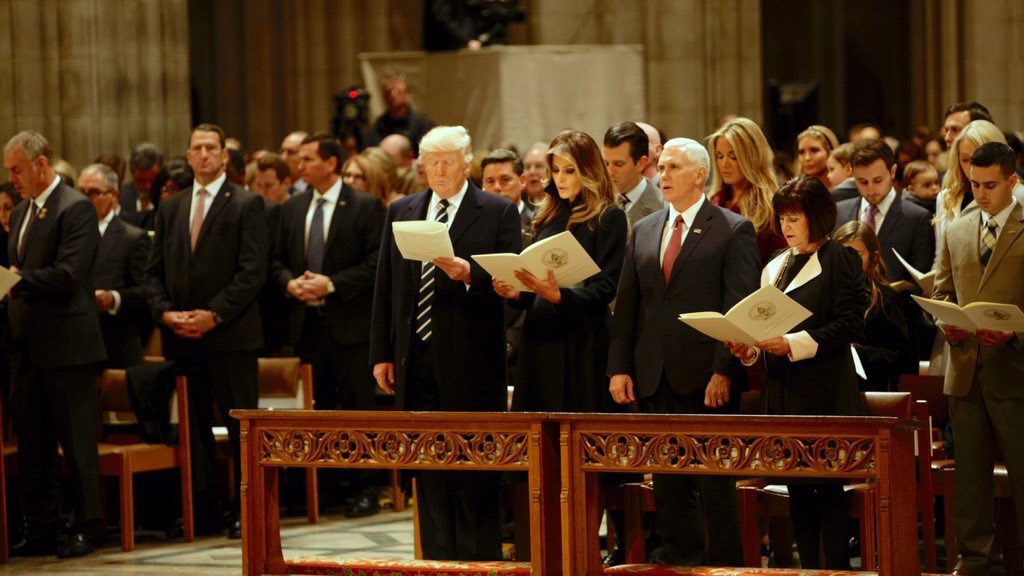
[80,163,150,369]
[4,131,107,558]
[380,133,415,170]
[371,125,520,560]
[609,137,758,565]
[636,122,664,184]
[280,130,309,195]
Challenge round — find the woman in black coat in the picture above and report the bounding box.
[493,131,627,412]
[728,176,867,569]
[834,221,913,392]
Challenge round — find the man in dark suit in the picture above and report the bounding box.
[370,125,521,560]
[145,123,267,538]
[273,133,385,517]
[604,122,663,228]
[835,138,935,283]
[608,137,760,565]
[934,143,1024,576]
[4,131,107,558]
[119,141,162,218]
[80,163,151,368]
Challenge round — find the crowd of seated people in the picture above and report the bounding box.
[3,87,1024,576]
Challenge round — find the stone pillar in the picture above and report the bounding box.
[0,0,191,174]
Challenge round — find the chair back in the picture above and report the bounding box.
[898,374,947,426]
[861,391,912,418]
[99,369,138,426]
[258,357,314,410]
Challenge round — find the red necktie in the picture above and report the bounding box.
[662,215,684,283]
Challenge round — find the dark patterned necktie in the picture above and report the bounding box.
[415,199,450,341]
[307,197,326,273]
[980,219,998,267]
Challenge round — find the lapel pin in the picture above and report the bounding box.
[340,200,347,207]
[225,191,232,198]
[37,207,48,220]
[692,228,702,235]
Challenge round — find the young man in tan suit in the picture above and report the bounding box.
[933,142,1024,576]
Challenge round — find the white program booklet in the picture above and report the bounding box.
[911,295,1024,332]
[892,248,936,295]
[678,284,813,345]
[0,266,20,299]
[393,220,455,262]
[471,231,600,292]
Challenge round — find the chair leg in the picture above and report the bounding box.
[623,486,645,564]
[737,487,762,567]
[120,460,135,552]
[391,470,406,512]
[412,478,422,559]
[920,488,937,572]
[944,493,957,573]
[859,491,877,572]
[305,468,319,524]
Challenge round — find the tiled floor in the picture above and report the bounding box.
[0,510,416,575]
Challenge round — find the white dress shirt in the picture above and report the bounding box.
[980,197,1018,244]
[859,188,897,230]
[304,177,342,250]
[18,174,60,250]
[188,172,227,235]
[660,195,705,266]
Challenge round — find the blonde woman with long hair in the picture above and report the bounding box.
[492,130,627,412]
[708,117,787,264]
[796,124,840,187]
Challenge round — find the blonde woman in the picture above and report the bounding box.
[708,117,787,264]
[796,125,840,188]
[342,154,389,205]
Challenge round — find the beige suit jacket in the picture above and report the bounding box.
[933,201,1024,398]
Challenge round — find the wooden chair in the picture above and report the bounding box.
[97,368,194,551]
[257,358,319,523]
[737,391,913,570]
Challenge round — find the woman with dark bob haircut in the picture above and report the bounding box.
[727,174,867,569]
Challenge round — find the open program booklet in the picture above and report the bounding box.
[393,220,455,262]
[912,295,1024,332]
[892,248,935,295]
[678,284,812,345]
[471,231,600,292]
[0,266,20,299]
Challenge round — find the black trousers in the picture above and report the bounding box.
[181,348,258,519]
[13,359,101,539]
[408,337,501,561]
[638,378,743,566]
[787,483,850,569]
[297,309,381,499]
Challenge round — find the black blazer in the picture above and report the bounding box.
[8,181,106,368]
[759,241,867,416]
[370,182,522,411]
[95,216,151,367]
[835,194,934,283]
[608,200,761,400]
[272,184,384,347]
[510,202,627,412]
[145,178,267,356]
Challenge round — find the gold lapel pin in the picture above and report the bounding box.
[37,207,48,220]
[225,192,232,198]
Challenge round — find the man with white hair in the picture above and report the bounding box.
[608,137,759,565]
[370,125,521,560]
[280,130,309,194]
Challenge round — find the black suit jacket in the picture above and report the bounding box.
[8,181,106,368]
[94,216,151,367]
[273,184,384,347]
[608,200,760,399]
[830,178,860,203]
[120,182,141,214]
[835,194,934,283]
[370,182,521,411]
[760,241,867,416]
[145,178,267,357]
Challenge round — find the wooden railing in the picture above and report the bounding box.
[232,410,920,576]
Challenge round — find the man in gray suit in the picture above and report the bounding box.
[603,122,663,228]
[481,149,534,237]
[933,143,1024,576]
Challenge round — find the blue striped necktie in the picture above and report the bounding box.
[415,199,449,342]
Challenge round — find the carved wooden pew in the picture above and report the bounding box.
[559,413,921,576]
[231,410,560,576]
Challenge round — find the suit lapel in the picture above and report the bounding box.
[402,192,431,280]
[637,208,669,286]
[11,202,28,266]
[98,216,123,262]
[979,203,1024,289]
[667,201,714,287]
[324,185,351,255]
[21,186,62,265]
[784,249,823,294]
[290,191,313,268]
[875,194,900,246]
[194,183,233,252]
[448,183,481,245]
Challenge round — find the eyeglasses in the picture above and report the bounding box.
[81,187,111,199]
[343,172,366,181]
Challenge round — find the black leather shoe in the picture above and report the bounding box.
[226,515,242,539]
[56,532,95,559]
[345,495,380,518]
[603,546,625,567]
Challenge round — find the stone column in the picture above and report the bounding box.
[0,0,191,174]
